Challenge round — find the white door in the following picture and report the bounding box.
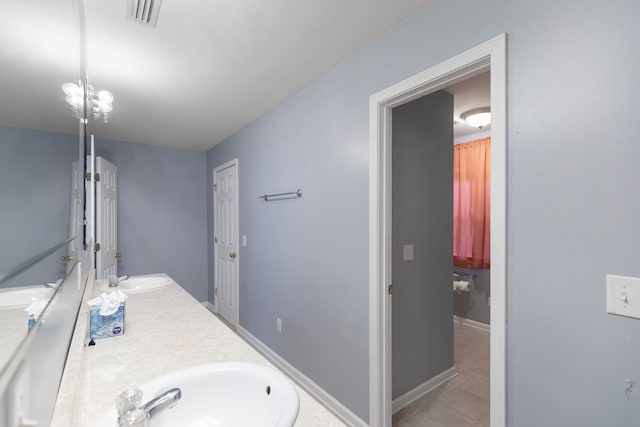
[95,157,118,279]
[214,160,239,326]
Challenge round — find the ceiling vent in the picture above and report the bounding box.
[126,0,162,28]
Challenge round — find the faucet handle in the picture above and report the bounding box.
[119,409,149,427]
[117,389,150,427]
[116,389,143,417]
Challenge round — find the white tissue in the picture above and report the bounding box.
[25,299,48,317]
[453,280,471,292]
[87,290,128,316]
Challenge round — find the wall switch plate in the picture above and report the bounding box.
[403,244,414,261]
[607,275,640,319]
[242,235,247,247]
[276,317,282,332]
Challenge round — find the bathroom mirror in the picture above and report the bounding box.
[0,0,87,383]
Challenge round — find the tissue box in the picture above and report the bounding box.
[89,302,125,339]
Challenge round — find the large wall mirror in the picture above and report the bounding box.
[0,0,91,424]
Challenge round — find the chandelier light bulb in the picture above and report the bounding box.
[65,94,83,108]
[62,82,82,97]
[98,101,113,113]
[98,90,114,104]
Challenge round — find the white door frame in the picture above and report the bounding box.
[212,158,240,327]
[368,34,507,427]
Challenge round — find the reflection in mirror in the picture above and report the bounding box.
[0,0,83,385]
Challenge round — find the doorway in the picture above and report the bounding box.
[92,156,119,279]
[369,35,506,427]
[213,159,240,327]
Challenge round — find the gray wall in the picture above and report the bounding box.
[454,267,490,325]
[0,125,77,286]
[391,91,453,399]
[95,138,208,301]
[207,0,640,424]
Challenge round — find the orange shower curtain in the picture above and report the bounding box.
[453,137,490,269]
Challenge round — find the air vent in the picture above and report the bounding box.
[126,0,162,28]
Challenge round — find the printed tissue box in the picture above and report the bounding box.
[25,299,48,332]
[89,302,125,339]
[87,290,127,340]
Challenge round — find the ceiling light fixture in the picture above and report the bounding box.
[62,82,114,123]
[460,107,491,129]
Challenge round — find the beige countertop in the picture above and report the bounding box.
[0,307,27,368]
[52,275,346,426]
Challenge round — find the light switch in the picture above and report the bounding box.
[242,235,247,247]
[403,244,414,261]
[607,275,640,319]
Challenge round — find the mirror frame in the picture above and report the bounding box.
[0,0,92,424]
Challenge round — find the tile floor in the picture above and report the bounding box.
[393,322,490,427]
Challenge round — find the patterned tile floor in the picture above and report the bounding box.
[393,322,490,427]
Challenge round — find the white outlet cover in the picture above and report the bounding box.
[606,275,640,320]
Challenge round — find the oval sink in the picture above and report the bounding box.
[0,286,54,309]
[97,362,300,427]
[98,273,173,293]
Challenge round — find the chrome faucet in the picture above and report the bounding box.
[141,387,182,420]
[108,275,129,288]
[117,387,181,426]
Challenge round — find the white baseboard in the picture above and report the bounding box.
[201,301,215,313]
[453,315,490,332]
[392,367,458,414]
[236,325,367,427]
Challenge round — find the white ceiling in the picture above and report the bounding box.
[447,71,491,139]
[87,0,440,151]
[0,0,495,152]
[0,1,81,136]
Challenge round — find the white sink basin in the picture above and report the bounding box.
[97,362,300,427]
[98,274,173,293]
[0,286,54,308]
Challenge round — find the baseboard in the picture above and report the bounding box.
[201,301,215,313]
[236,325,368,427]
[453,315,490,332]
[392,367,458,414]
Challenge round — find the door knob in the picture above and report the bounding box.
[115,252,122,260]
[61,255,72,262]
[229,252,237,259]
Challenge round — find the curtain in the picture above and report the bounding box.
[453,137,490,269]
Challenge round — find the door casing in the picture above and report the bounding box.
[368,34,507,427]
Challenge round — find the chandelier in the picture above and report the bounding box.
[62,82,114,123]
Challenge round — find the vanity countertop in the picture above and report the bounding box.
[52,276,346,426]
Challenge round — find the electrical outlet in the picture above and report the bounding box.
[276,318,282,332]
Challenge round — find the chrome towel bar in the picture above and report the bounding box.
[259,189,302,201]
